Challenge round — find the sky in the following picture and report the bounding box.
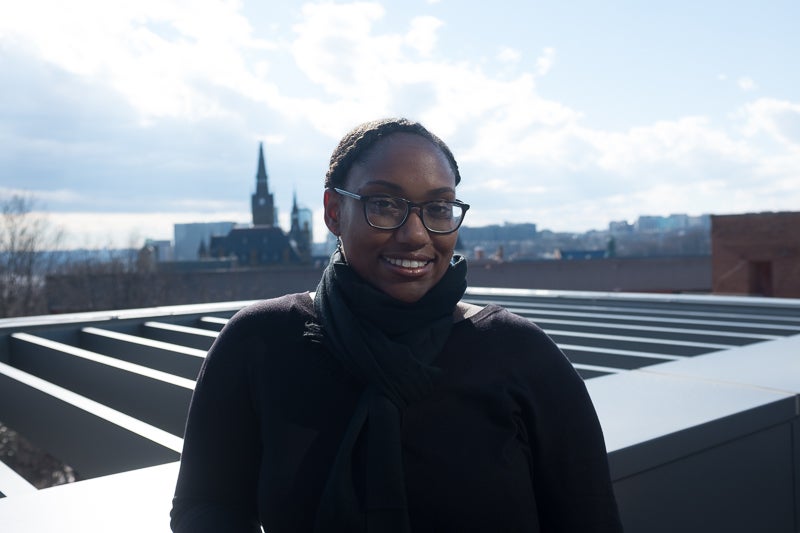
[1,0,798,249]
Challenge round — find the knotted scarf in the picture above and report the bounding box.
[305,249,467,532]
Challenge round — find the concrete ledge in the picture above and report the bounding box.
[80,327,206,380]
[141,321,219,351]
[0,462,179,533]
[587,332,800,533]
[1,292,797,532]
[197,316,229,331]
[9,333,194,436]
[0,362,181,480]
[0,460,36,498]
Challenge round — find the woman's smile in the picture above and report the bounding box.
[382,255,432,270]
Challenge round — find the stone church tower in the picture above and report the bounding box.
[289,191,312,263]
[208,142,311,266]
[251,143,275,226]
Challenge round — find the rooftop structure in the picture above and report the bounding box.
[712,211,800,298]
[0,289,798,532]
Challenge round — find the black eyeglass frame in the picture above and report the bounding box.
[332,187,470,234]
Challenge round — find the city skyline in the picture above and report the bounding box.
[1,0,798,249]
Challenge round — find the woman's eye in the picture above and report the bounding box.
[426,203,453,219]
[371,198,401,211]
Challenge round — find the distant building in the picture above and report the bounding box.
[209,143,312,266]
[251,142,276,226]
[210,226,299,266]
[608,220,633,233]
[174,222,236,261]
[555,249,607,260]
[312,232,339,260]
[142,239,173,262]
[459,222,537,243]
[665,214,690,231]
[632,213,711,233]
[688,214,711,230]
[711,211,800,298]
[289,191,313,263]
[634,214,711,234]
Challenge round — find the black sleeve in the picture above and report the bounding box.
[508,315,624,532]
[170,310,265,533]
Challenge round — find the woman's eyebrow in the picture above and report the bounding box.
[428,186,457,195]
[361,180,455,195]
[360,179,404,192]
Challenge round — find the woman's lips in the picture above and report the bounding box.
[383,256,431,269]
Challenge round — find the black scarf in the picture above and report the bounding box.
[306,249,467,532]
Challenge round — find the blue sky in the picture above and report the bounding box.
[1,0,798,248]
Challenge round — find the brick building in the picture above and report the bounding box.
[711,211,800,298]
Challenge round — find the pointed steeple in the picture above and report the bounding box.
[255,142,268,193]
[290,188,300,233]
[251,142,275,226]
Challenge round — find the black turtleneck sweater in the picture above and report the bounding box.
[171,293,622,532]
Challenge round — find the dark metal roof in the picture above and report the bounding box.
[463,288,800,379]
[0,288,798,531]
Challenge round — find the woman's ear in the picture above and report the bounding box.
[323,188,341,236]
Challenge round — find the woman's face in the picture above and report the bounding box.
[324,132,459,303]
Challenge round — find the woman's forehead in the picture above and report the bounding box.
[362,132,442,160]
[351,134,454,180]
[346,168,456,198]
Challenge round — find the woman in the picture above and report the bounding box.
[171,118,623,532]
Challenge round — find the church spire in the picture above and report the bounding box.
[251,142,275,226]
[255,142,268,193]
[290,188,299,233]
[289,186,312,262]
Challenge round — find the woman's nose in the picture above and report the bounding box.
[394,207,430,244]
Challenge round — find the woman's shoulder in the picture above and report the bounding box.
[466,303,547,337]
[456,303,569,371]
[222,292,314,335]
[204,293,315,366]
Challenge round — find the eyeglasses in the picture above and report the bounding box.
[333,188,470,234]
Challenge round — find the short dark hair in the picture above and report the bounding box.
[324,118,461,189]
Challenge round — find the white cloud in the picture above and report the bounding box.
[593,117,753,174]
[288,2,398,133]
[536,47,556,76]
[2,0,798,240]
[738,98,800,147]
[261,134,288,146]
[281,4,571,148]
[405,16,444,56]
[737,76,757,91]
[49,210,250,249]
[0,188,85,207]
[291,2,390,94]
[497,47,521,64]
[452,97,800,233]
[0,0,278,123]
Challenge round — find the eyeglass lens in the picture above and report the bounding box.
[364,197,464,232]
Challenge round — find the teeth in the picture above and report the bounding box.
[386,257,428,268]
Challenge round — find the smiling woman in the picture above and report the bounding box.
[324,130,463,303]
[170,118,623,533]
